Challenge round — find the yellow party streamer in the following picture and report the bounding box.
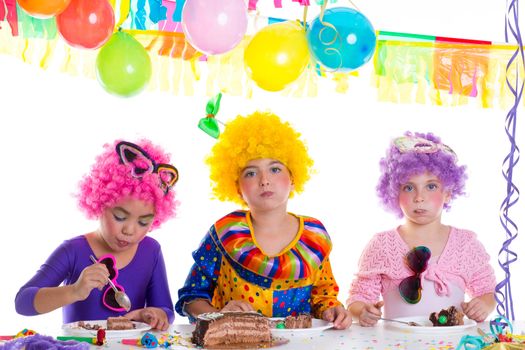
[1,24,524,106]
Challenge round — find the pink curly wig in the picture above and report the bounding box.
[77,139,178,229]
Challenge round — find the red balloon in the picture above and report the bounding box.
[56,0,115,49]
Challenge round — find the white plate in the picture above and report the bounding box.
[385,316,477,333]
[270,318,333,337]
[62,320,151,339]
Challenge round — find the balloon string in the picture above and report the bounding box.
[316,0,343,72]
[347,0,361,13]
[496,0,524,321]
[116,0,131,30]
[302,5,308,32]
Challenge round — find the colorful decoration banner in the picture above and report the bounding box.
[0,2,524,108]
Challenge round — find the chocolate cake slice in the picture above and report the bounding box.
[284,313,312,329]
[192,312,271,347]
[429,306,465,326]
[107,316,135,330]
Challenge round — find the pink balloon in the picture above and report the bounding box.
[182,0,247,55]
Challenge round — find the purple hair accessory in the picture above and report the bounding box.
[393,136,457,162]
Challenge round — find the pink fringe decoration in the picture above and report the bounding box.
[0,0,18,36]
[248,0,309,10]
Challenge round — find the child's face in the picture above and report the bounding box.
[99,197,155,252]
[398,172,451,225]
[238,158,293,212]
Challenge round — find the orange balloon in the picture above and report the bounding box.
[18,0,72,18]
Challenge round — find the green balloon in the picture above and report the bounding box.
[96,31,152,97]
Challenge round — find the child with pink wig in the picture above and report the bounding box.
[15,139,179,331]
[347,132,496,326]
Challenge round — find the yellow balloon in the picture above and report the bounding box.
[244,21,310,92]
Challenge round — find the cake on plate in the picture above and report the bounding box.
[429,306,465,326]
[283,313,312,329]
[107,316,135,330]
[192,311,271,347]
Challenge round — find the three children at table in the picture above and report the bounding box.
[16,117,496,328]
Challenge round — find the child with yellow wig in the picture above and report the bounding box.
[175,111,352,329]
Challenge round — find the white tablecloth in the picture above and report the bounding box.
[3,320,523,349]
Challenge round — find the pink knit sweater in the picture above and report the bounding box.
[347,227,496,306]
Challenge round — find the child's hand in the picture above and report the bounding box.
[358,301,384,327]
[321,305,352,330]
[72,264,109,301]
[125,307,169,331]
[461,296,493,322]
[221,300,254,313]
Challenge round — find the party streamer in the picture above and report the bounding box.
[496,0,524,321]
[0,0,18,35]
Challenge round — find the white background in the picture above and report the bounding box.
[1,0,523,334]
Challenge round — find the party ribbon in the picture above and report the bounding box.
[495,0,524,321]
[456,316,521,349]
[198,92,223,139]
[0,0,18,36]
[115,0,131,30]
[315,0,344,72]
[172,0,184,22]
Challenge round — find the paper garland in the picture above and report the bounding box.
[0,2,524,106]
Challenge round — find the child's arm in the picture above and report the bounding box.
[461,293,496,322]
[142,246,175,324]
[15,240,108,316]
[184,298,254,316]
[346,232,385,326]
[311,258,352,329]
[348,301,384,327]
[184,299,218,316]
[175,234,222,320]
[321,305,352,330]
[125,307,169,331]
[32,263,109,314]
[462,231,497,322]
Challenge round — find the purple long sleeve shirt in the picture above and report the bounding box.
[15,235,175,323]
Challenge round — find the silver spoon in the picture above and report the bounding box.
[380,317,422,327]
[90,255,131,312]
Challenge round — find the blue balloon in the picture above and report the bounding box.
[307,7,376,72]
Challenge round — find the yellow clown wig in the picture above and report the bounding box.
[206,111,314,206]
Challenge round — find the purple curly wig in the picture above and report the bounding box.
[77,139,178,230]
[377,132,467,218]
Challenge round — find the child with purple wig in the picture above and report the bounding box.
[347,132,496,326]
[15,139,179,330]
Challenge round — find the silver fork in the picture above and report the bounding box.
[380,317,422,327]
